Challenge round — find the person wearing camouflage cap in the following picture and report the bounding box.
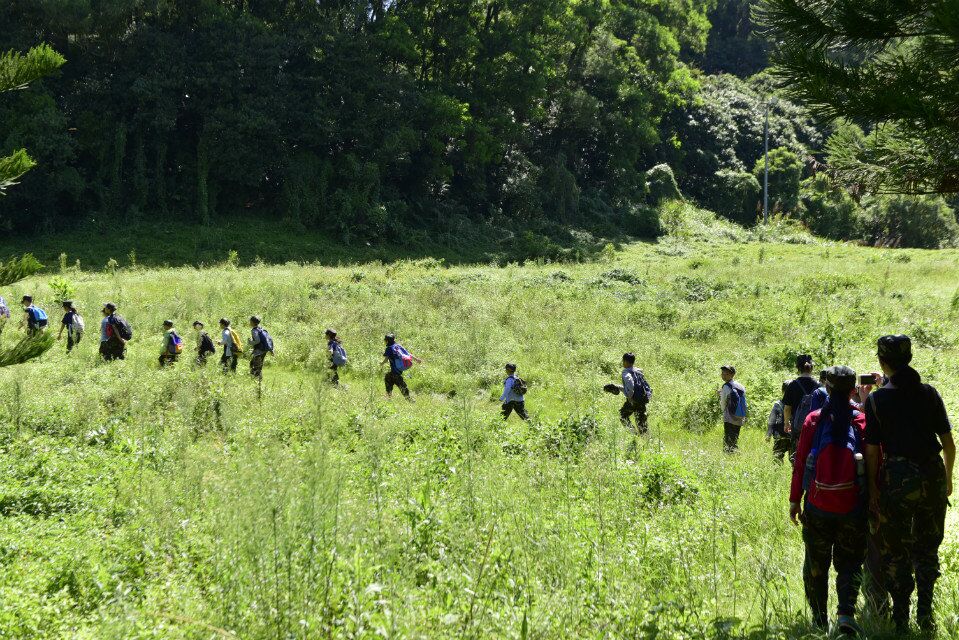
[864,335,956,633]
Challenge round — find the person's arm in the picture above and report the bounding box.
[500,378,513,403]
[941,432,955,498]
[57,321,64,339]
[622,372,635,399]
[789,413,816,523]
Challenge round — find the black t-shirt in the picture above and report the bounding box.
[783,376,821,409]
[864,367,951,461]
[62,311,76,327]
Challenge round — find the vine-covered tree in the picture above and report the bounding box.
[1,44,63,366]
[759,0,959,195]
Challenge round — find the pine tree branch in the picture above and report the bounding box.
[0,255,44,287]
[0,149,36,195]
[0,332,55,368]
[0,44,65,94]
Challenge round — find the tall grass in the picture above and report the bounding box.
[0,238,957,638]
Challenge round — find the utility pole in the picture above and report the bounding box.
[763,100,770,224]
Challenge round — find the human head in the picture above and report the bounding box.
[162,320,174,329]
[819,369,828,384]
[21,295,32,306]
[102,302,117,316]
[219,318,230,328]
[62,300,74,311]
[249,315,261,327]
[505,363,517,374]
[384,333,396,345]
[824,365,857,400]
[877,335,912,374]
[622,352,636,368]
[720,364,735,382]
[796,354,813,374]
[325,328,337,340]
[193,321,204,330]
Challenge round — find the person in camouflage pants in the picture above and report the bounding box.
[876,456,948,628]
[800,513,867,630]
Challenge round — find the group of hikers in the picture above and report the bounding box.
[2,294,956,635]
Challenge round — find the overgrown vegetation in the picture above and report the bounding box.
[2,236,958,638]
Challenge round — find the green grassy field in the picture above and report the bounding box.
[1,225,958,638]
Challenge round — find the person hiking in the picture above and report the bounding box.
[56,300,84,353]
[325,328,347,385]
[20,295,48,336]
[500,363,529,421]
[789,366,868,635]
[603,353,651,435]
[0,295,10,338]
[767,382,790,461]
[864,335,956,633]
[99,302,129,361]
[784,355,823,456]
[158,320,181,367]
[248,316,274,380]
[217,318,240,373]
[381,333,421,400]
[719,365,747,452]
[193,321,216,365]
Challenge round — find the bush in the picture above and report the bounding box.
[646,164,682,205]
[861,195,959,249]
[704,170,761,225]
[799,174,864,240]
[752,147,803,214]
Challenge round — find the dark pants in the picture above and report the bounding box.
[864,527,889,616]
[196,349,211,366]
[250,353,266,380]
[772,435,791,461]
[99,339,125,361]
[221,352,238,373]
[802,510,867,626]
[878,456,948,626]
[330,363,340,385]
[159,353,177,367]
[385,370,410,397]
[66,333,80,353]
[723,422,742,452]
[502,401,529,421]
[620,399,648,434]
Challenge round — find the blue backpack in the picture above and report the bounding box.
[629,370,653,403]
[725,382,748,418]
[802,404,866,515]
[794,386,828,432]
[392,345,414,371]
[331,341,348,366]
[28,306,48,328]
[255,327,274,353]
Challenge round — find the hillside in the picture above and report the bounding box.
[2,235,958,638]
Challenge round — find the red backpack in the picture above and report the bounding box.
[802,404,866,515]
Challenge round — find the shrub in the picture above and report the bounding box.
[799,174,864,240]
[861,195,959,249]
[646,164,682,205]
[752,147,803,214]
[704,170,761,225]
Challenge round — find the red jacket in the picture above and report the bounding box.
[790,404,866,504]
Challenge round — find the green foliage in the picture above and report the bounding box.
[760,0,959,195]
[0,332,54,368]
[752,146,803,214]
[861,195,959,250]
[646,164,683,206]
[704,170,761,225]
[0,254,42,287]
[701,0,770,77]
[799,174,863,240]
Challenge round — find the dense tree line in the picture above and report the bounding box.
[0,0,718,241]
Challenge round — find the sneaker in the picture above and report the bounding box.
[837,615,862,636]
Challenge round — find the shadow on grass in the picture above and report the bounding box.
[1,215,644,270]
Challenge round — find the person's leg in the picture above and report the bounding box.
[634,401,648,434]
[99,342,111,361]
[773,436,790,461]
[723,423,740,452]
[863,527,890,617]
[502,402,514,420]
[879,460,921,628]
[620,401,634,429]
[220,353,229,372]
[912,460,948,629]
[802,512,833,629]
[331,364,339,386]
[832,516,867,618]
[230,355,238,372]
[385,371,395,396]
[515,401,530,421]
[396,372,410,398]
[159,354,166,367]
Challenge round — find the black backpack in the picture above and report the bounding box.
[200,332,216,355]
[512,376,528,395]
[110,314,133,340]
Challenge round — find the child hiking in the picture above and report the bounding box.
[381,333,421,400]
[57,300,85,353]
[719,365,747,453]
[193,321,216,365]
[500,363,529,421]
[217,318,241,373]
[248,316,274,380]
[159,320,182,367]
[99,303,130,361]
[20,295,48,336]
[325,328,347,385]
[604,352,651,435]
[790,366,868,635]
